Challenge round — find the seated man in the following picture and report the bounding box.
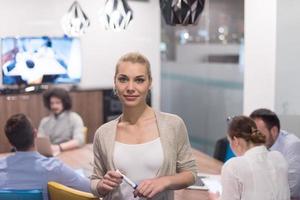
[0,113,90,200]
[250,108,300,199]
[38,87,85,154]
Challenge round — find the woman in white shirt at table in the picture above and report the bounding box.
[210,116,290,200]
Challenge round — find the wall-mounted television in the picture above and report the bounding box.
[1,36,82,85]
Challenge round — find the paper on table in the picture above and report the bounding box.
[198,173,222,194]
[188,173,222,194]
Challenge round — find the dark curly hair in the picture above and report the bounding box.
[43,88,72,111]
[228,116,266,144]
[5,113,34,151]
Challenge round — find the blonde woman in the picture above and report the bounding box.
[90,52,198,200]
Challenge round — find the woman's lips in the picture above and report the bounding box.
[124,95,139,101]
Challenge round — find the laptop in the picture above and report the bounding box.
[188,174,209,190]
[35,137,59,157]
[188,172,222,193]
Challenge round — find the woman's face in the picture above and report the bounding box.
[114,61,151,107]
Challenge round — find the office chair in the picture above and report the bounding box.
[213,137,235,163]
[48,182,99,200]
[0,189,43,200]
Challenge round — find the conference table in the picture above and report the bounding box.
[0,144,222,200]
[58,144,223,200]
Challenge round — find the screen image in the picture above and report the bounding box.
[1,36,82,85]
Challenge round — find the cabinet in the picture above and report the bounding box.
[0,90,103,153]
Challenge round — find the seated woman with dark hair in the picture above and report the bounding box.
[209,116,290,200]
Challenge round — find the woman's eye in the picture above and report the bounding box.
[118,77,127,83]
[135,78,145,83]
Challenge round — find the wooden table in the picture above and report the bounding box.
[0,144,222,200]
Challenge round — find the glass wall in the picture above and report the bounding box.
[160,0,244,155]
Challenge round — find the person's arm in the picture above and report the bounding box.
[134,117,198,198]
[175,117,198,178]
[286,142,300,198]
[90,128,122,197]
[56,139,80,152]
[51,159,91,192]
[37,118,47,137]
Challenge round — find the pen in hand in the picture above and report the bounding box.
[116,169,138,189]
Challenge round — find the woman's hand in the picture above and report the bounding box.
[133,177,170,198]
[97,170,123,196]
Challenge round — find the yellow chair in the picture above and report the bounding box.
[47,182,99,200]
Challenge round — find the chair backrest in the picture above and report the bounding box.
[224,142,235,162]
[213,137,235,162]
[48,182,98,200]
[0,189,43,200]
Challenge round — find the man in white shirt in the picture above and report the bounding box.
[250,108,300,199]
[0,113,90,200]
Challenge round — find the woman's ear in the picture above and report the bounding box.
[231,136,241,148]
[33,128,38,138]
[232,136,238,143]
[148,78,152,91]
[149,77,152,87]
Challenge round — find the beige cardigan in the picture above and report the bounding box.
[90,111,198,200]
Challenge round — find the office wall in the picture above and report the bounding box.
[276,0,300,137]
[243,0,277,115]
[161,44,243,155]
[275,0,300,115]
[0,0,161,109]
[244,0,300,137]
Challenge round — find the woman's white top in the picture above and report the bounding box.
[220,145,290,200]
[113,137,164,200]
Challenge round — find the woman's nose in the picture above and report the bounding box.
[126,81,135,92]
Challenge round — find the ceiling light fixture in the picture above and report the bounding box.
[99,0,133,30]
[160,0,205,25]
[61,1,90,37]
